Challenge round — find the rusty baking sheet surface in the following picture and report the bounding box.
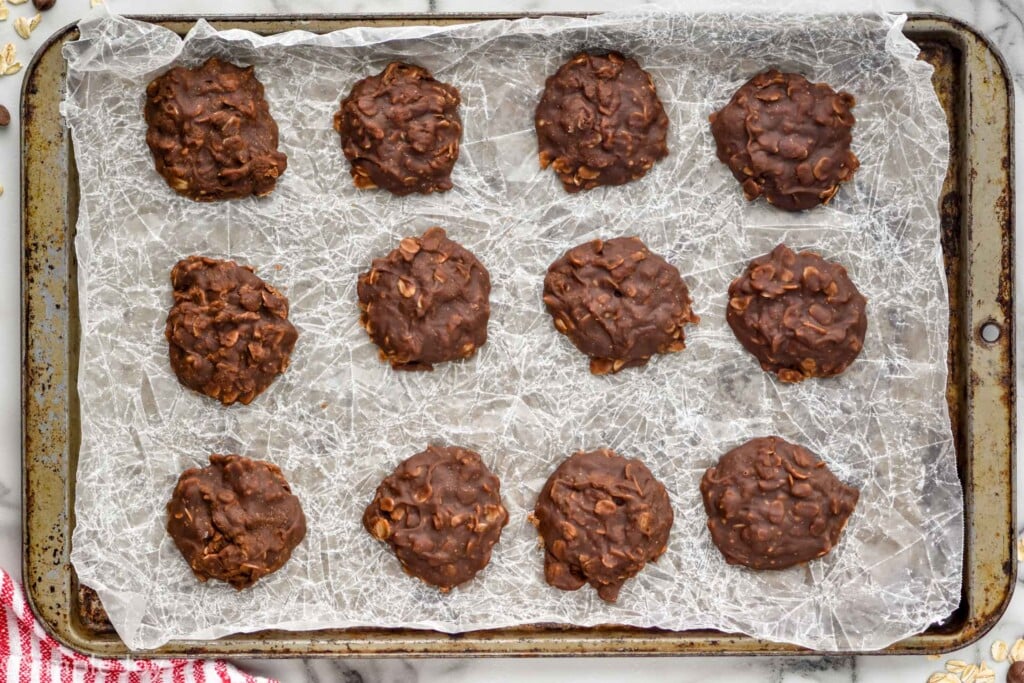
[21,13,1014,657]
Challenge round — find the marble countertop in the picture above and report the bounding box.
[1,0,1020,681]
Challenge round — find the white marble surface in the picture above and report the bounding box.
[0,0,1020,680]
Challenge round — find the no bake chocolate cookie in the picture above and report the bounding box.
[363,445,509,591]
[335,62,462,195]
[535,52,669,193]
[543,236,699,374]
[165,255,298,405]
[357,227,490,371]
[167,454,307,589]
[144,57,288,201]
[700,436,859,570]
[532,449,673,602]
[726,243,866,382]
[709,70,859,211]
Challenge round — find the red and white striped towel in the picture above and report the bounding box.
[0,569,276,683]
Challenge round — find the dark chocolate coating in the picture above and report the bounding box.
[535,52,669,193]
[334,62,462,196]
[1009,661,1024,683]
[543,236,699,375]
[357,227,490,371]
[709,70,859,211]
[166,454,307,589]
[700,436,859,570]
[363,445,509,591]
[165,255,298,405]
[532,449,673,602]
[0,105,10,127]
[727,243,866,382]
[144,58,288,201]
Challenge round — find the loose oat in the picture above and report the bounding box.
[0,42,18,77]
[7,0,26,4]
[1010,638,1024,662]
[960,663,980,683]
[0,184,4,198]
[89,0,103,6]
[1016,532,1024,559]
[13,13,40,40]
[927,673,958,683]
[0,1,8,21]
[975,662,995,683]
[946,660,969,674]
[992,640,1009,662]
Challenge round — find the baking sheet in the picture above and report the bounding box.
[62,7,959,651]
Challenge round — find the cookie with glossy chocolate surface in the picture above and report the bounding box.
[144,58,287,201]
[335,62,462,195]
[167,454,307,589]
[166,255,298,405]
[700,436,859,570]
[363,445,509,591]
[727,244,866,382]
[543,236,699,374]
[535,52,669,193]
[532,449,673,602]
[357,227,490,371]
[709,70,858,211]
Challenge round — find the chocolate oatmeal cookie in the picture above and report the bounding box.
[166,255,298,405]
[700,436,859,570]
[709,70,859,211]
[334,62,462,195]
[357,227,490,371]
[144,57,288,201]
[363,445,509,591]
[543,236,699,374]
[167,454,307,589]
[535,51,670,193]
[531,449,673,602]
[727,243,866,382]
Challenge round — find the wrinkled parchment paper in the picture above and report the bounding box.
[63,7,959,651]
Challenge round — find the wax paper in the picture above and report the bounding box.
[63,7,959,650]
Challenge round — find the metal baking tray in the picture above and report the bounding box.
[21,13,1014,657]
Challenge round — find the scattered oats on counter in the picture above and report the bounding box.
[89,0,102,6]
[931,651,1006,683]
[0,184,4,198]
[0,42,20,76]
[1016,532,1024,559]
[0,1,8,22]
[1010,638,1024,662]
[959,663,980,683]
[947,660,969,674]
[7,0,27,5]
[13,13,39,39]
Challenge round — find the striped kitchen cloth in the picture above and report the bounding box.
[0,569,276,683]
